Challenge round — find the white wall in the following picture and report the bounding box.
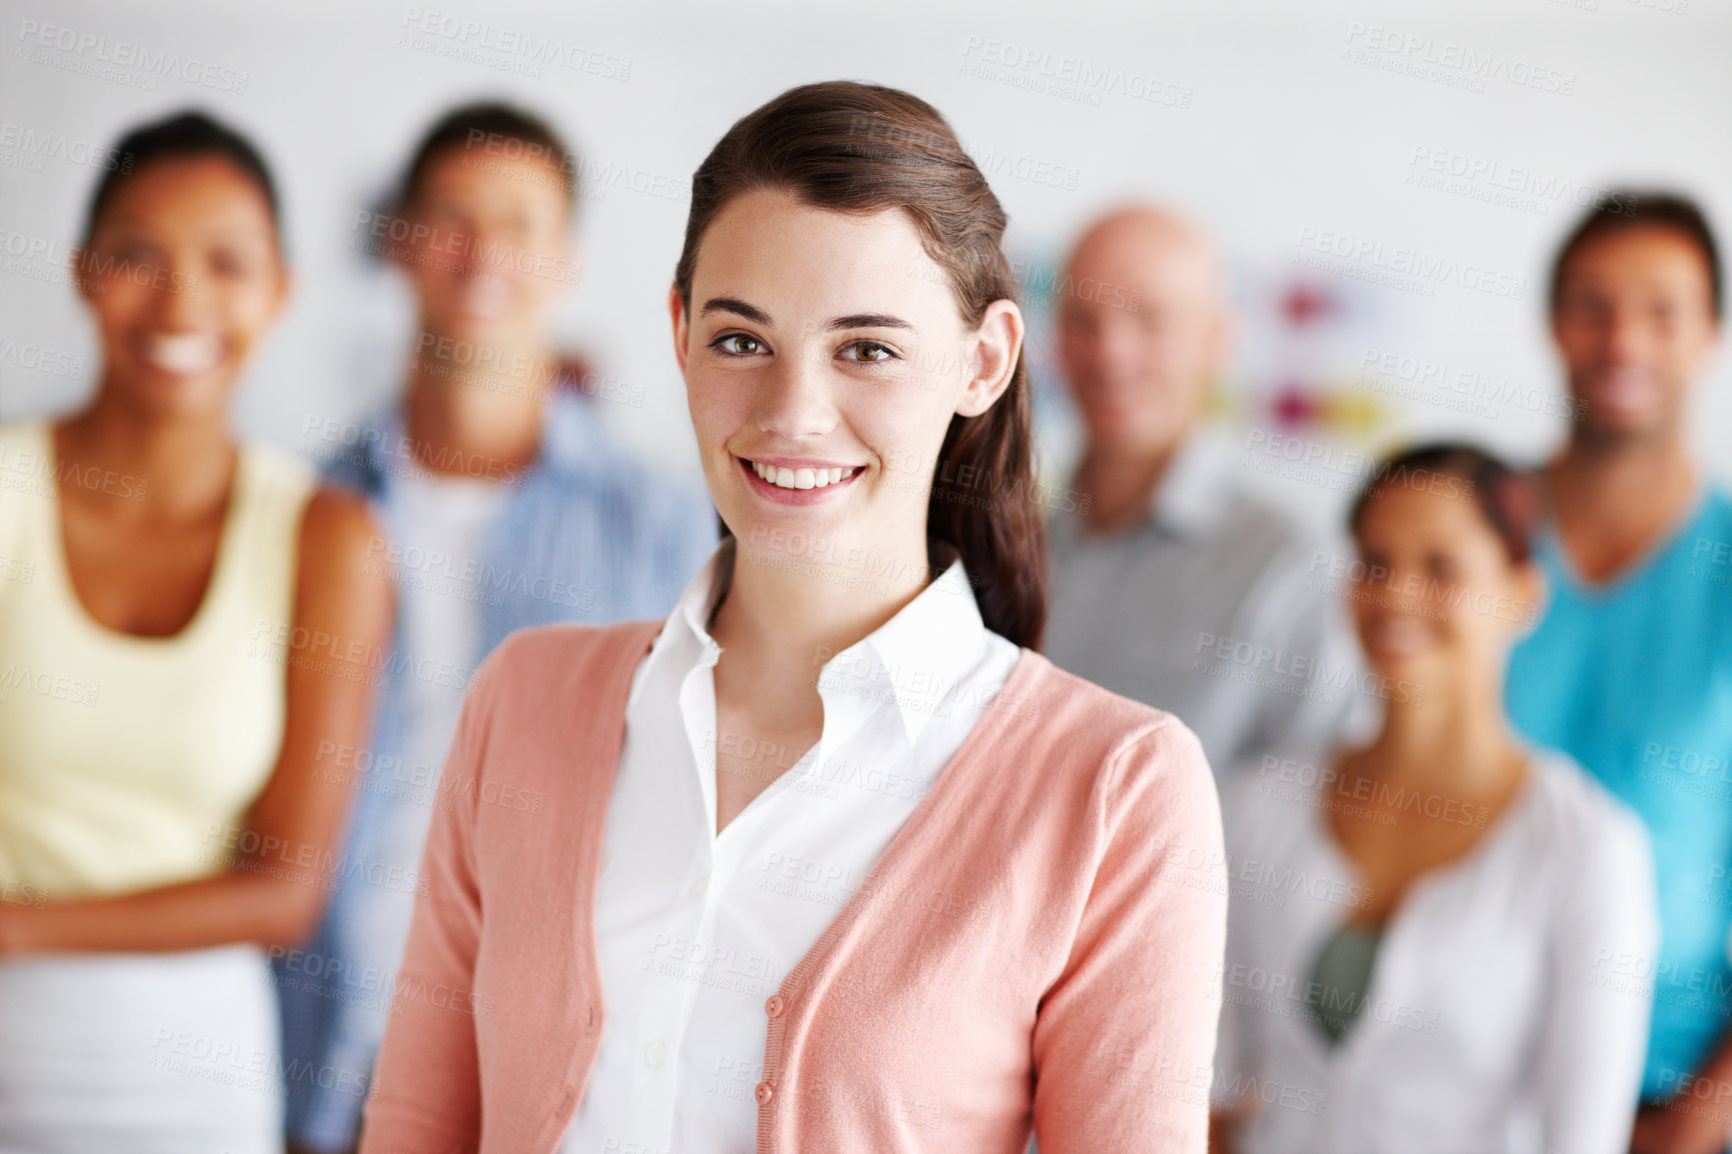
[4,0,1729,531]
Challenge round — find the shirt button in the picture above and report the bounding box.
[690,875,709,898]
[764,994,785,1018]
[755,1080,774,1106]
[645,1041,667,1069]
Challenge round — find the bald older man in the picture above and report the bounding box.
[1043,207,1366,778]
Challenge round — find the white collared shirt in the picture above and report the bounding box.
[559,538,1021,1153]
[1215,748,1658,1154]
[1045,430,1372,778]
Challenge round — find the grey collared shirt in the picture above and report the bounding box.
[1045,432,1370,778]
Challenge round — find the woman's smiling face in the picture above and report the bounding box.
[1350,478,1540,689]
[672,187,1020,569]
[79,155,286,421]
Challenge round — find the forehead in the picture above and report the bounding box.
[1559,224,1715,300]
[100,154,275,237]
[1357,478,1489,540]
[418,144,571,215]
[1063,217,1218,307]
[689,188,959,321]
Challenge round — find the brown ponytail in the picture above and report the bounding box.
[672,81,1048,650]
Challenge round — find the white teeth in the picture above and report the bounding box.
[748,460,855,490]
[1594,369,1654,408]
[145,333,221,374]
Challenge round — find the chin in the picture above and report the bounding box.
[1576,375,1677,438]
[1582,403,1670,442]
[135,384,228,421]
[1363,642,1439,680]
[429,304,509,342]
[122,370,230,420]
[1088,414,1172,455]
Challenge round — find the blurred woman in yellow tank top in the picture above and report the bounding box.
[0,111,390,1152]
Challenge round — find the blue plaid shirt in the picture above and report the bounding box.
[276,387,716,1151]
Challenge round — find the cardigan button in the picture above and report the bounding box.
[755,1080,775,1106]
[764,994,785,1018]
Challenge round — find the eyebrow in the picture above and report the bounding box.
[698,298,915,333]
[826,313,913,332]
[700,297,771,324]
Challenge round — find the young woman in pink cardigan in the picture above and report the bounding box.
[360,81,1226,1154]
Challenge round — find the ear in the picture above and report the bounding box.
[669,285,691,375]
[956,299,1024,418]
[273,264,294,316]
[1509,559,1547,639]
[1689,310,1724,377]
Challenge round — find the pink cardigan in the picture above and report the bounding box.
[359,620,1226,1153]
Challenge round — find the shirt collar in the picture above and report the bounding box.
[1148,429,1236,538]
[632,536,731,704]
[1527,468,1711,591]
[826,538,984,747]
[538,385,612,474]
[646,536,989,748]
[1050,428,1235,549]
[358,379,609,494]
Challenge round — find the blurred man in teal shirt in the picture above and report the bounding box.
[1507,193,1728,1154]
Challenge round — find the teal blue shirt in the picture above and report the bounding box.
[1508,488,1732,1102]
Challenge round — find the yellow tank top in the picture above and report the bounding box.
[0,419,315,901]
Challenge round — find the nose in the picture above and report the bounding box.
[443,216,520,282]
[145,255,216,329]
[1073,310,1140,380]
[1602,307,1654,364]
[450,233,499,283]
[751,347,839,442]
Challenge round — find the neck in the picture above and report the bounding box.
[57,381,236,515]
[1358,676,1520,797]
[402,324,552,477]
[1551,422,1693,509]
[1547,422,1695,578]
[1073,432,1188,534]
[712,531,935,682]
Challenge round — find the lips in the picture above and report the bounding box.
[142,332,222,374]
[1583,367,1660,415]
[737,456,866,501]
[1361,616,1435,660]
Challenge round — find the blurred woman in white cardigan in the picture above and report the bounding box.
[1210,444,1658,1154]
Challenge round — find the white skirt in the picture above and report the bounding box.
[0,944,283,1153]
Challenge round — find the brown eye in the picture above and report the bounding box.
[712,334,766,356]
[840,340,896,363]
[210,249,253,277]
